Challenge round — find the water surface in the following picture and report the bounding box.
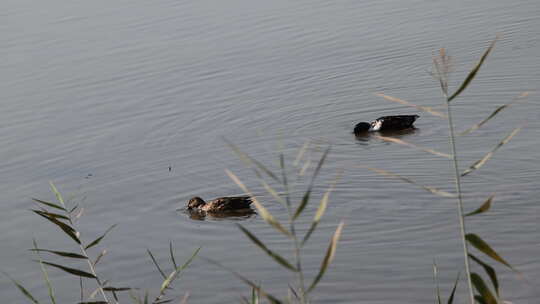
[1,0,539,302]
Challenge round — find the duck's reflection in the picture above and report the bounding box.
[185,208,256,221]
[354,128,418,143]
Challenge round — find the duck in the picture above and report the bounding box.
[186,196,253,212]
[354,115,419,136]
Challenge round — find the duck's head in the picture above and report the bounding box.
[354,122,371,135]
[187,197,206,210]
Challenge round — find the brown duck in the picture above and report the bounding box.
[187,196,253,212]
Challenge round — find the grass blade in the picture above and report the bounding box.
[375,93,447,118]
[147,249,167,279]
[103,287,132,292]
[32,209,69,221]
[469,254,499,296]
[93,249,107,266]
[158,247,200,295]
[447,272,460,304]
[201,257,282,304]
[460,92,529,135]
[307,221,344,292]
[85,224,117,250]
[293,141,310,167]
[49,182,66,208]
[466,234,512,270]
[293,146,330,220]
[361,166,456,198]
[2,271,40,304]
[32,198,66,211]
[470,273,498,304]
[302,172,341,245]
[465,195,494,217]
[39,261,96,278]
[474,295,488,304]
[448,37,498,102]
[462,126,522,176]
[30,248,88,259]
[237,224,297,272]
[32,240,57,304]
[226,169,292,238]
[169,241,178,269]
[225,139,281,184]
[433,262,442,304]
[32,210,80,244]
[375,135,452,159]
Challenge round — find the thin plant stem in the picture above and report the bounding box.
[280,155,306,303]
[54,191,111,304]
[444,99,475,304]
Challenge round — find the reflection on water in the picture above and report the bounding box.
[354,128,418,143]
[182,208,257,221]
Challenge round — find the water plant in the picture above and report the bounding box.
[3,182,198,304]
[372,36,525,304]
[206,141,343,304]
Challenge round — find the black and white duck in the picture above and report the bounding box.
[354,115,419,136]
[186,196,253,212]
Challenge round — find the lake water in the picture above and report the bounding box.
[1,0,539,302]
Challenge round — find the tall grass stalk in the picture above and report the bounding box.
[376,35,522,303]
[224,141,343,303]
[444,91,475,304]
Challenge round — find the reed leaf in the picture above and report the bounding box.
[307,221,344,292]
[448,37,498,102]
[30,248,88,259]
[433,262,442,304]
[93,249,107,266]
[103,287,132,292]
[147,249,167,279]
[225,139,281,184]
[252,285,259,304]
[32,240,57,304]
[302,172,340,246]
[362,166,456,198]
[470,273,498,304]
[78,302,108,304]
[474,295,488,304]
[293,141,310,167]
[202,257,283,304]
[460,92,529,135]
[39,261,96,278]
[447,272,460,304]
[32,209,70,221]
[226,169,292,238]
[375,93,447,118]
[2,271,40,304]
[466,234,512,270]
[462,126,522,176]
[293,146,330,220]
[32,198,66,211]
[49,182,66,208]
[469,254,499,296]
[465,195,494,217]
[374,135,452,159]
[169,241,178,269]
[32,210,80,244]
[85,224,117,250]
[279,153,291,208]
[158,247,200,295]
[237,224,297,272]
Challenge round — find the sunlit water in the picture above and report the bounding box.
[1,0,539,302]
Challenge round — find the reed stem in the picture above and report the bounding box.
[444,99,474,304]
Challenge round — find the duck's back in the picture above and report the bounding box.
[376,115,419,131]
[206,196,253,212]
